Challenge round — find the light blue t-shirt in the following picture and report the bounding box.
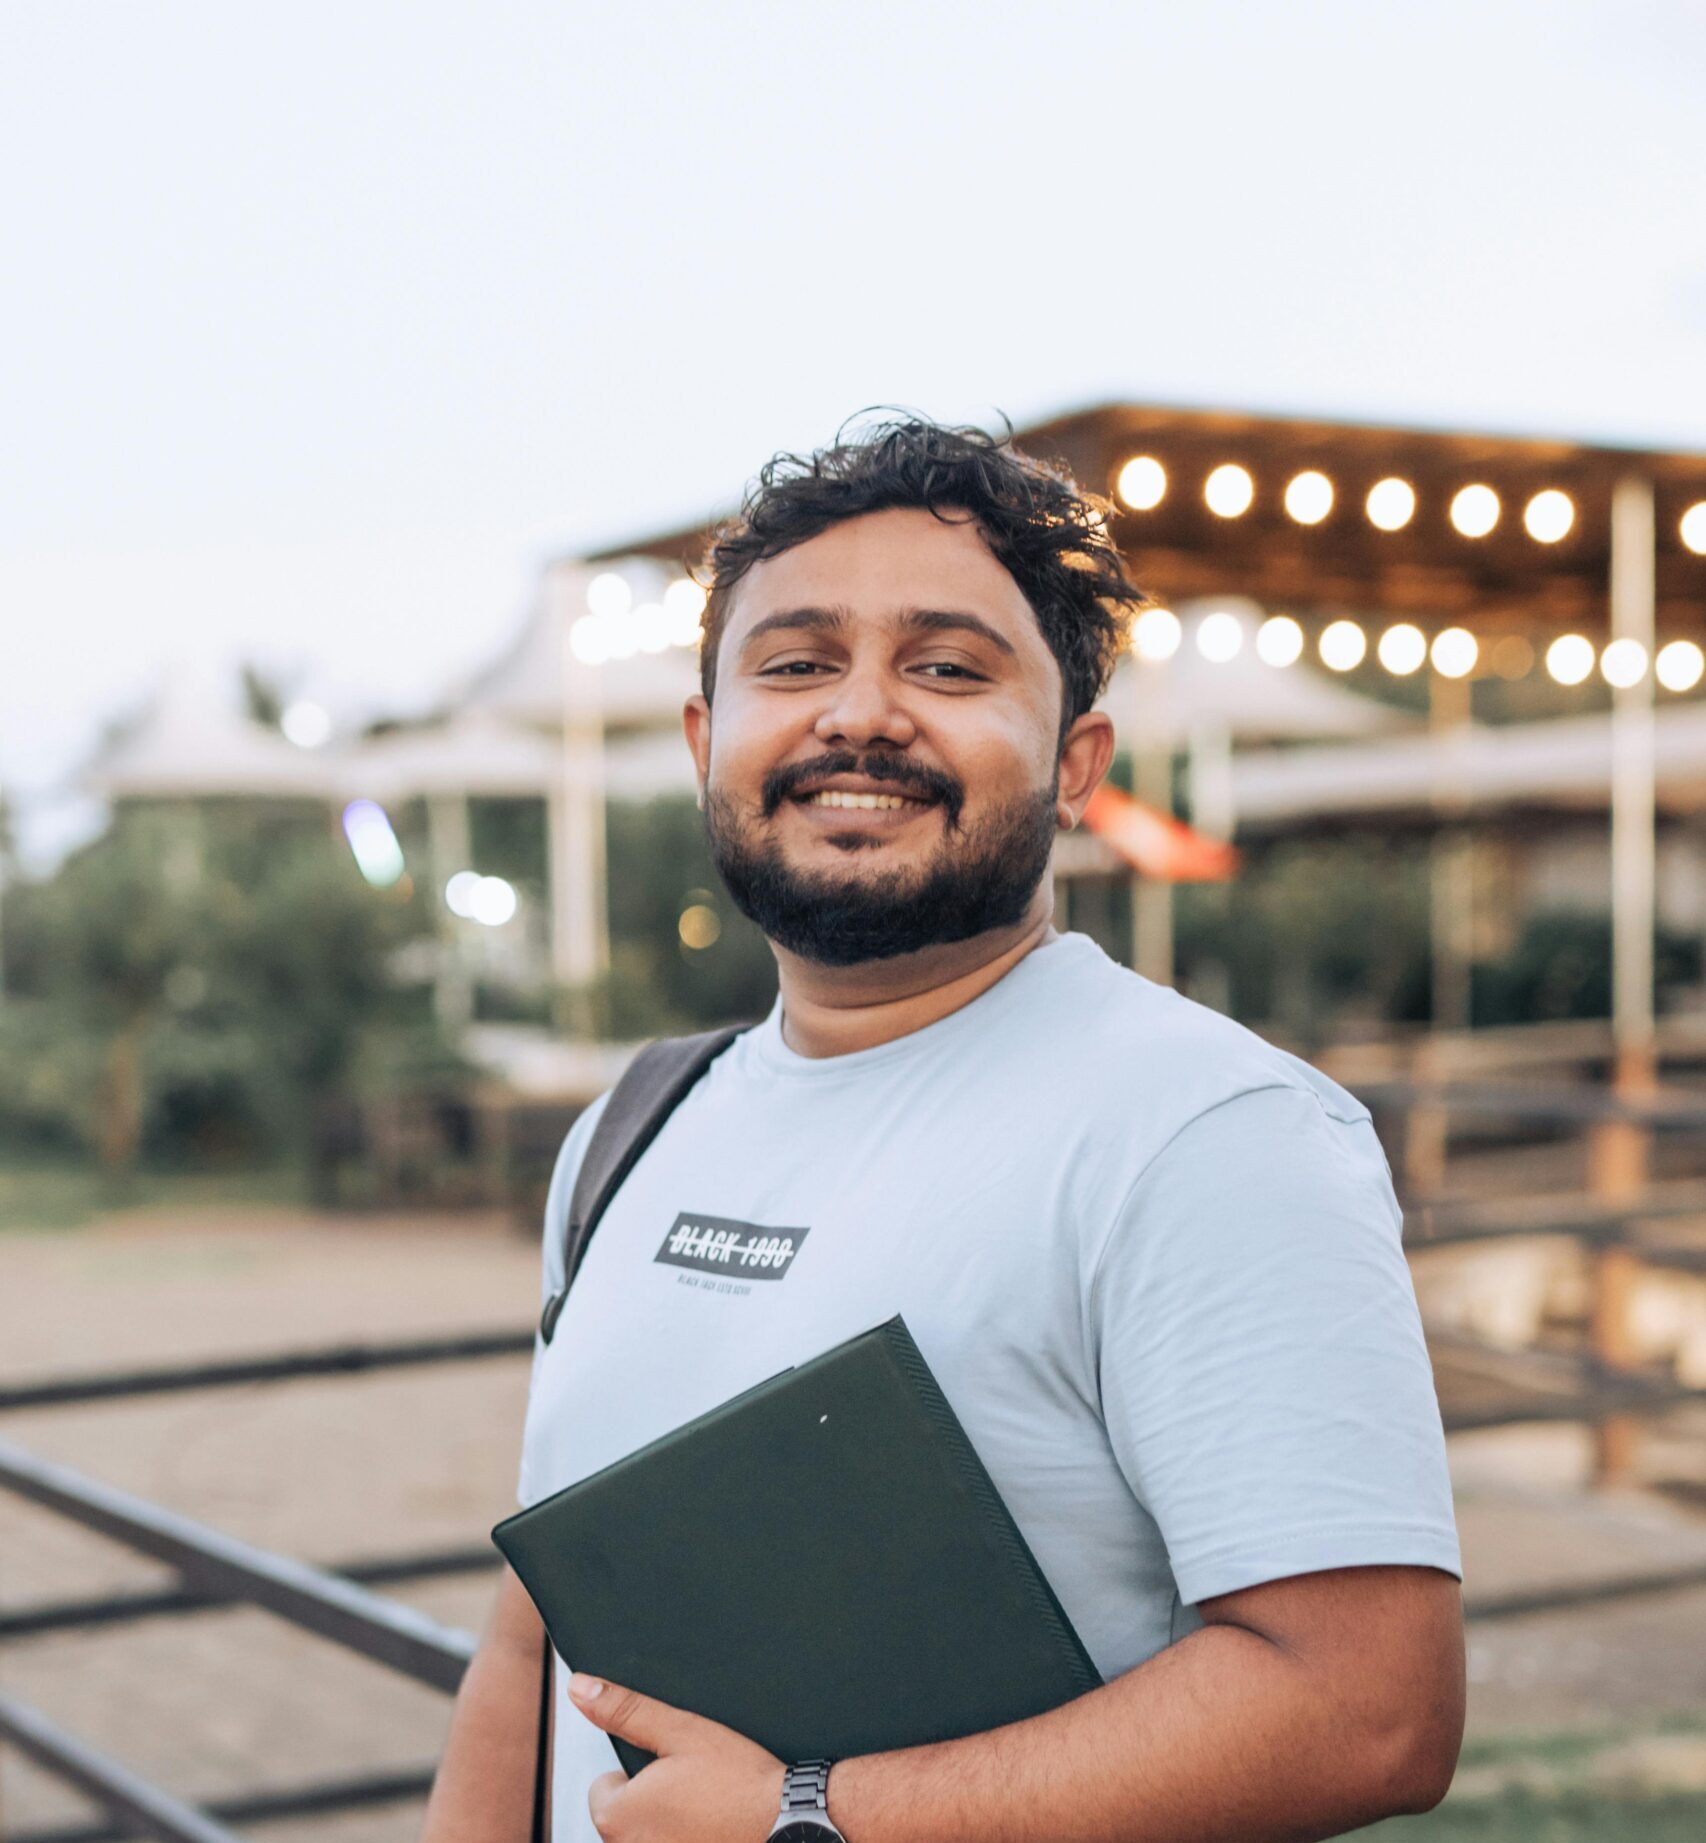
[517,930,1460,1839]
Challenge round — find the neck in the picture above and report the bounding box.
[771,884,1060,1060]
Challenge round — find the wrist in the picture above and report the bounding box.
[768,1758,846,1840]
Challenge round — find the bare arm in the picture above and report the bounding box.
[826,1564,1465,1843]
[421,1562,550,1843]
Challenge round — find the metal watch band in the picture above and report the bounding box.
[780,1759,835,1813]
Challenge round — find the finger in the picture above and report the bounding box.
[587,1768,624,1832]
[568,1673,704,1755]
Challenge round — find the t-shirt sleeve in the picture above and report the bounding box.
[515,1091,610,1509]
[1088,1082,1461,1607]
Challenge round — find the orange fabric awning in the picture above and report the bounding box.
[1081,783,1239,882]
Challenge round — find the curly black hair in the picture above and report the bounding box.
[697,412,1149,750]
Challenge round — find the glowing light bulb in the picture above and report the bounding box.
[445,871,482,917]
[281,701,331,748]
[1256,615,1304,667]
[1431,627,1478,679]
[678,903,722,950]
[467,875,517,926]
[602,614,641,660]
[1656,640,1705,693]
[1523,489,1574,544]
[1681,502,1706,555]
[1196,610,1245,662]
[1132,606,1182,661]
[663,577,707,647]
[1450,484,1500,537]
[341,800,405,888]
[1204,464,1255,518]
[1366,477,1416,531]
[1319,620,1367,671]
[1600,638,1649,688]
[1546,634,1595,686]
[569,614,611,663]
[586,571,633,618]
[1284,471,1334,525]
[1377,624,1427,675]
[633,603,672,653]
[1117,455,1167,511]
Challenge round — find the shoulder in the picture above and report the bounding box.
[1046,934,1371,1149]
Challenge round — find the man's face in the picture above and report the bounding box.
[682,506,1078,967]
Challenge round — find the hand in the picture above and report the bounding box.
[568,1670,786,1843]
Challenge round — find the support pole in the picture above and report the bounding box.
[426,792,473,1030]
[1407,671,1474,1198]
[1129,653,1174,985]
[1592,475,1658,1486]
[547,563,610,1037]
[1186,717,1234,1013]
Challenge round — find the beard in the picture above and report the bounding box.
[702,771,1060,967]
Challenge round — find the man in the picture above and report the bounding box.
[422,416,1464,1843]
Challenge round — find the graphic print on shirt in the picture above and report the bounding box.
[654,1211,810,1296]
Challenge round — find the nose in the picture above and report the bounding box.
[811,663,919,751]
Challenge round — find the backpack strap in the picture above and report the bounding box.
[537,1024,745,1344]
[528,1022,746,1833]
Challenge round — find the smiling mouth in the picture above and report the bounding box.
[793,790,935,812]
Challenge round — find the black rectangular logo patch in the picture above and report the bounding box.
[654,1212,808,1280]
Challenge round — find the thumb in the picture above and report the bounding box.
[568,1672,702,1756]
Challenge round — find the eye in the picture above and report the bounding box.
[918,662,980,678]
[759,661,826,676]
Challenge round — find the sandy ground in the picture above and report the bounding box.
[4,1208,1706,1840]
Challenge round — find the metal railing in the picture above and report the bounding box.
[0,1332,511,1843]
[7,1073,1706,1837]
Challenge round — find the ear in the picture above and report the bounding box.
[683,694,711,810]
[1055,711,1115,828]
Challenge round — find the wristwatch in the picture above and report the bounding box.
[766,1758,846,1841]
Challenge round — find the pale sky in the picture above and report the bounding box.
[3,0,1704,866]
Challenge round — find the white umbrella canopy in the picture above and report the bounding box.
[458,561,703,733]
[340,710,566,804]
[1231,697,1706,825]
[1108,599,1416,749]
[84,664,339,802]
[463,583,1409,749]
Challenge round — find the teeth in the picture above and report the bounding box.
[805,790,920,810]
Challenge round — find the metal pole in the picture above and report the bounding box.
[0,1437,475,1691]
[0,1693,247,1843]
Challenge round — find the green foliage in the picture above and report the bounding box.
[0,802,467,1180]
[1470,910,1702,1027]
[596,796,777,1037]
[1166,839,1702,1041]
[1172,834,1433,1042]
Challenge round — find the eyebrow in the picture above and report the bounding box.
[736,604,1018,661]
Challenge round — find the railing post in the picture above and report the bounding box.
[1404,1036,1449,1200]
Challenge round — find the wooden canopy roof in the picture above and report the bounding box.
[587,401,1706,643]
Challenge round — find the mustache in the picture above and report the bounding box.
[762,752,962,821]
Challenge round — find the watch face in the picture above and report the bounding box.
[771,1825,839,1843]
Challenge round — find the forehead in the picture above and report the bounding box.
[724,506,1043,646]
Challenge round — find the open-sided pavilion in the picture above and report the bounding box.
[581,401,1706,1097]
